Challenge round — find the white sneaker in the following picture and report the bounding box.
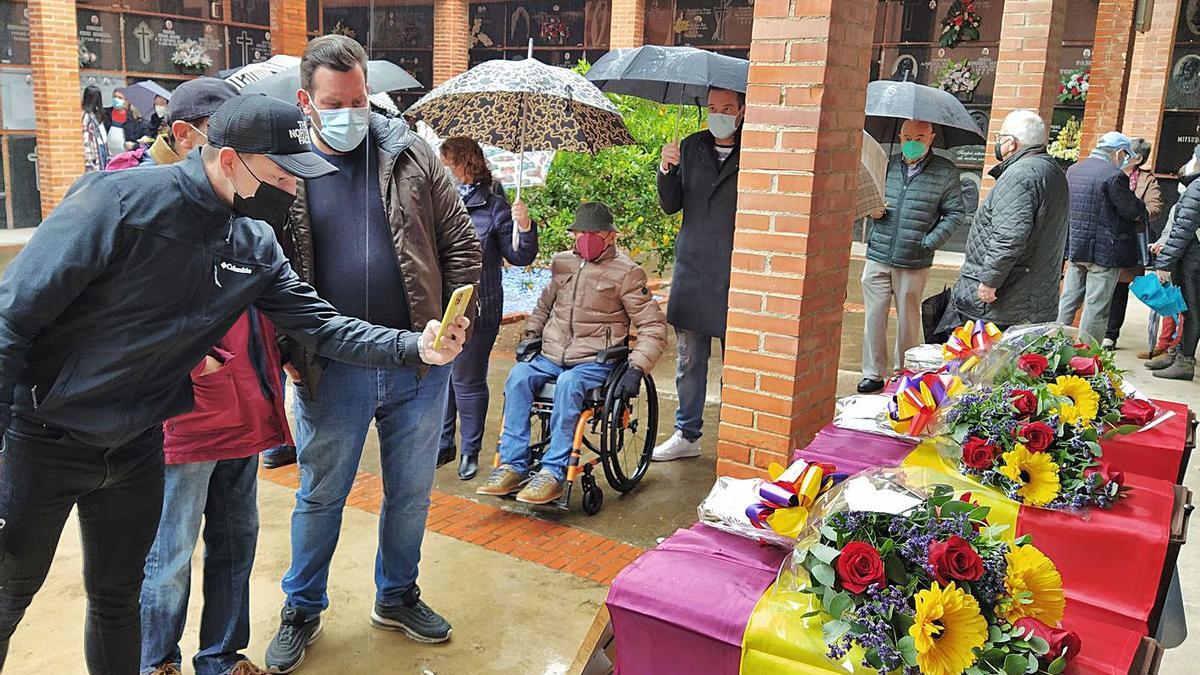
[1101,338,1116,350]
[652,432,701,462]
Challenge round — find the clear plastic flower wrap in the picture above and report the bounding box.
[697,459,837,548]
[832,395,916,441]
[767,467,1079,675]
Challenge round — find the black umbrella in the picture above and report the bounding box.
[864,80,987,148]
[241,60,421,100]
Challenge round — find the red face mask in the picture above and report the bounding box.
[574,232,608,261]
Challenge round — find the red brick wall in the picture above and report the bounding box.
[434,0,470,85]
[269,0,308,58]
[29,0,81,215]
[716,0,875,479]
[1079,0,1138,154]
[1123,0,1182,170]
[611,0,647,48]
[981,0,1069,191]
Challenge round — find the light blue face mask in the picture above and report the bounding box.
[111,98,125,109]
[308,96,370,152]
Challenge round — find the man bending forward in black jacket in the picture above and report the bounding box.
[0,94,467,673]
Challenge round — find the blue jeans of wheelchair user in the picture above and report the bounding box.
[499,355,614,480]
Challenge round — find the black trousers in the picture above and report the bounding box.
[1106,281,1132,341]
[0,417,164,674]
[1179,250,1200,359]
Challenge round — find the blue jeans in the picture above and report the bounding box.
[441,322,501,458]
[281,362,450,614]
[498,355,612,480]
[674,328,725,441]
[140,456,259,675]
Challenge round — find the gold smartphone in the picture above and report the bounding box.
[433,285,474,350]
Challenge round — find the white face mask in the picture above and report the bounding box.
[307,94,370,152]
[707,112,740,140]
[155,105,168,118]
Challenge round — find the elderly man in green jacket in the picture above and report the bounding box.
[859,120,966,392]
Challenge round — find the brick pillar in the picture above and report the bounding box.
[1078,0,1138,153]
[28,0,81,216]
[434,0,469,85]
[1123,0,1182,169]
[269,0,308,57]
[610,0,646,48]
[981,0,1069,190]
[716,0,874,479]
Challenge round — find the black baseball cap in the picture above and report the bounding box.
[206,94,336,179]
[167,77,237,124]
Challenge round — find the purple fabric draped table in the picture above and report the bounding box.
[605,523,786,675]
[791,423,918,472]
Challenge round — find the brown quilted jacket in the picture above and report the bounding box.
[279,114,481,397]
[525,247,667,373]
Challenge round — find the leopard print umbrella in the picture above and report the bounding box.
[404,58,636,155]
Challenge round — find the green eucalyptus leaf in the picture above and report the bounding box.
[1047,655,1067,674]
[822,619,851,643]
[1003,654,1028,675]
[897,636,918,666]
[812,562,836,588]
[810,543,841,565]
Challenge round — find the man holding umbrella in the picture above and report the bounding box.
[858,120,965,393]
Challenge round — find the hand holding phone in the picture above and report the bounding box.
[433,285,474,350]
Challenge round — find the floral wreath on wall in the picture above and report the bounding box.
[1058,69,1089,105]
[1048,116,1082,163]
[937,59,982,100]
[172,39,213,73]
[940,0,982,49]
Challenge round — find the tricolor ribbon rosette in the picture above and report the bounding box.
[889,371,965,436]
[745,460,836,539]
[943,320,1003,373]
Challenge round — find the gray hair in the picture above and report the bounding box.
[1130,137,1152,163]
[999,109,1047,147]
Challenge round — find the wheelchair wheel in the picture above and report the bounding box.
[581,469,604,516]
[600,363,658,494]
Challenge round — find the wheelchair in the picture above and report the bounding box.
[492,339,659,515]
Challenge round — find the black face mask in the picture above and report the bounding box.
[994,137,1010,163]
[232,154,295,227]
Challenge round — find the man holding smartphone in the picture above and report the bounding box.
[265,36,480,672]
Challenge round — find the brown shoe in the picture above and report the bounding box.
[228,661,269,675]
[149,666,182,675]
[1137,348,1164,360]
[476,465,527,496]
[516,471,565,505]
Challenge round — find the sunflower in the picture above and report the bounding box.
[997,443,1061,506]
[909,582,988,675]
[999,544,1066,625]
[1047,375,1100,425]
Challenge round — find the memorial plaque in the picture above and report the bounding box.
[1049,107,1082,147]
[471,3,508,49]
[919,0,1002,46]
[0,70,34,131]
[113,1,213,19]
[959,169,982,214]
[1166,47,1200,110]
[672,0,753,47]
[232,0,270,27]
[1055,46,1092,109]
[77,10,122,71]
[307,0,319,33]
[881,46,932,85]
[80,73,127,104]
[585,0,610,47]
[1179,0,1200,44]
[7,135,40,228]
[898,0,937,44]
[0,2,31,65]
[924,45,998,104]
[323,7,370,45]
[373,5,434,50]
[123,15,226,75]
[469,48,505,68]
[227,28,271,69]
[643,0,675,47]
[376,50,432,90]
[874,0,888,45]
[1062,0,1099,43]
[513,1,585,48]
[1156,112,1200,174]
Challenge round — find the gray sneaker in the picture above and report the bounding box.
[370,585,451,643]
[1145,348,1178,370]
[1153,355,1195,381]
[265,606,322,673]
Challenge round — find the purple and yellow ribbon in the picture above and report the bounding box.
[745,461,837,539]
[943,320,1003,373]
[888,371,965,436]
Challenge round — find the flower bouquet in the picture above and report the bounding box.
[1047,116,1082,164]
[1058,69,1089,105]
[937,60,982,103]
[939,383,1127,509]
[698,460,839,547]
[171,39,214,73]
[781,470,1079,675]
[940,0,982,49]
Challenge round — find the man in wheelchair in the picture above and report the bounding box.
[477,202,668,504]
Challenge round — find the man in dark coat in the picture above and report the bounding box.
[858,119,965,393]
[651,86,742,462]
[1056,131,1147,341]
[951,110,1069,329]
[1146,169,1200,380]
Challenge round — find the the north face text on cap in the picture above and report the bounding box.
[289,120,312,146]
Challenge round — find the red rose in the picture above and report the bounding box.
[1085,463,1126,487]
[961,437,999,470]
[834,541,887,594]
[928,535,985,585]
[1119,398,1157,427]
[1011,389,1038,417]
[1017,421,1056,453]
[1017,353,1049,377]
[1069,355,1101,376]
[1014,618,1082,664]
[1073,342,1090,349]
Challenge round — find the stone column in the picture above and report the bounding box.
[610,0,647,48]
[269,0,308,57]
[434,0,470,85]
[1123,0,1183,170]
[1079,0,1139,153]
[28,0,81,215]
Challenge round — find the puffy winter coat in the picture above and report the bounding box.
[951,145,1069,328]
[1065,156,1147,269]
[1157,172,1200,272]
[866,154,966,269]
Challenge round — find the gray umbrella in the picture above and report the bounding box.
[585,45,748,106]
[241,60,421,100]
[864,80,987,148]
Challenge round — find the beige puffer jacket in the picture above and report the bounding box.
[525,247,667,373]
